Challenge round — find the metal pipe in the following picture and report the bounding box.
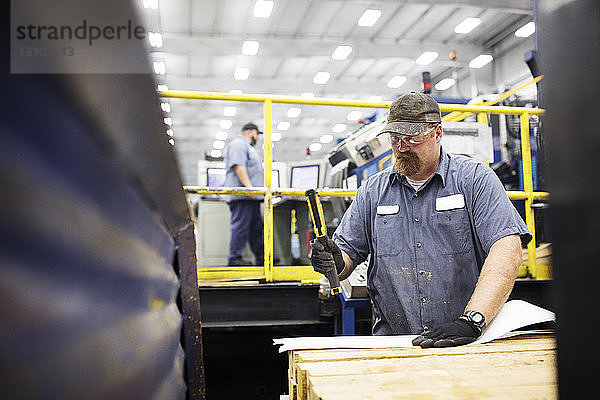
[184,186,549,201]
[443,75,544,122]
[520,113,538,274]
[184,186,267,196]
[263,99,274,282]
[159,90,544,115]
[159,90,390,108]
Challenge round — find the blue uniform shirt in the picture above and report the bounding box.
[223,136,264,202]
[333,148,531,335]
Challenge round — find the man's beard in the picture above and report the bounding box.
[394,150,422,176]
[250,137,257,146]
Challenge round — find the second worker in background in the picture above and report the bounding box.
[224,122,264,266]
[310,92,531,348]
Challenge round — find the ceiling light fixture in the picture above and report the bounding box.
[347,110,362,121]
[157,84,168,92]
[219,120,232,130]
[469,54,494,69]
[234,67,250,80]
[153,61,166,75]
[358,9,381,27]
[387,75,407,89]
[332,123,347,133]
[313,71,330,85]
[271,131,282,142]
[168,138,174,145]
[211,149,222,158]
[320,134,334,144]
[166,129,173,137]
[515,21,535,38]
[216,131,228,141]
[287,108,301,118]
[229,89,243,95]
[253,0,273,18]
[160,102,170,113]
[435,78,456,91]
[242,40,260,56]
[148,32,163,48]
[367,95,383,103]
[309,143,323,152]
[454,17,481,34]
[163,117,172,126]
[224,106,237,116]
[142,0,158,10]
[416,51,438,65]
[213,140,225,150]
[277,121,290,131]
[332,45,352,60]
[301,92,315,98]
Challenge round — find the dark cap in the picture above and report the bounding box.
[380,91,441,136]
[242,122,263,134]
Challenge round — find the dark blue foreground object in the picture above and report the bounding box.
[0,2,204,399]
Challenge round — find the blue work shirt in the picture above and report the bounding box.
[333,148,531,335]
[223,136,264,202]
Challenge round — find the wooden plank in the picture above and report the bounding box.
[298,351,556,399]
[309,377,556,400]
[286,335,556,400]
[289,335,554,384]
[298,351,554,400]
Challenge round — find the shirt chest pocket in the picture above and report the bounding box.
[374,213,403,257]
[432,208,471,255]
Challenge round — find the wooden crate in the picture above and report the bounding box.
[286,334,556,400]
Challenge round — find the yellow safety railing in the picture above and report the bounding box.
[161,87,547,283]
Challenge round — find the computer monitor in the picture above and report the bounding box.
[207,167,226,187]
[290,164,320,189]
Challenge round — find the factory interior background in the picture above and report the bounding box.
[2,0,599,399]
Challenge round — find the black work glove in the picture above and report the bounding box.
[310,238,345,275]
[412,318,481,348]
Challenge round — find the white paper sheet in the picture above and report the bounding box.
[473,299,555,344]
[273,300,555,353]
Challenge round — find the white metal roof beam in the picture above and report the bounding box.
[400,0,532,14]
[160,75,453,94]
[368,3,406,41]
[158,34,482,58]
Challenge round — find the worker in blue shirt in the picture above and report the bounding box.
[311,92,531,347]
[223,122,264,266]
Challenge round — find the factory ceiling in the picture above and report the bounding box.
[137,0,534,185]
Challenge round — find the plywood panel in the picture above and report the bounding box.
[286,334,556,400]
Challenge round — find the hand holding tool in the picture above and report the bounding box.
[305,189,342,295]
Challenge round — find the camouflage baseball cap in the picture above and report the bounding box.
[380,91,441,136]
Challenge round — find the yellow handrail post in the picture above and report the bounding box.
[263,98,274,282]
[476,112,488,124]
[520,112,537,274]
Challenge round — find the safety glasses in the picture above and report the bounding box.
[388,125,437,147]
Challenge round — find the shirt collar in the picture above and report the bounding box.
[387,147,450,187]
[434,147,450,187]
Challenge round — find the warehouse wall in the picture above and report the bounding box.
[494,35,538,97]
